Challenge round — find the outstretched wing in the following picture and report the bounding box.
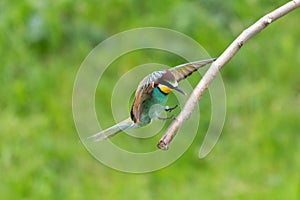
[130,70,166,124]
[170,58,216,82]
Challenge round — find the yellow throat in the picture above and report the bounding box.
[158,84,172,94]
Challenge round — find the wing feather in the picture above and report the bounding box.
[130,71,166,124]
[170,58,216,82]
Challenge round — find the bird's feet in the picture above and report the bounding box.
[165,105,178,112]
[158,115,174,121]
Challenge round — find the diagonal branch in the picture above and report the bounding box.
[157,0,300,150]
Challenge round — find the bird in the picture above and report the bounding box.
[88,58,216,141]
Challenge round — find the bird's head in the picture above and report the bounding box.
[157,70,186,95]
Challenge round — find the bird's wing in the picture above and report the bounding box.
[170,58,216,82]
[130,71,166,124]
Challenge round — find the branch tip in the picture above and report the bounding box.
[157,140,169,150]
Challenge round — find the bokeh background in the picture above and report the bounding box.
[1,0,300,199]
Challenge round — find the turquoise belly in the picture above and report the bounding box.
[139,87,168,126]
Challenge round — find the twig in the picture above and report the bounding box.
[157,0,300,150]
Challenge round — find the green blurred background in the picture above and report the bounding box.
[1,0,300,199]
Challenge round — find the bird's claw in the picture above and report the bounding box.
[165,105,178,112]
[158,115,174,121]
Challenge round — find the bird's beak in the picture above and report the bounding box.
[174,86,186,95]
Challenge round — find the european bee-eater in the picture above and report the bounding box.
[88,58,216,141]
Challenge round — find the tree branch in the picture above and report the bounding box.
[157,0,300,150]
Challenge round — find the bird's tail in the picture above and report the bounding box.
[87,118,136,141]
